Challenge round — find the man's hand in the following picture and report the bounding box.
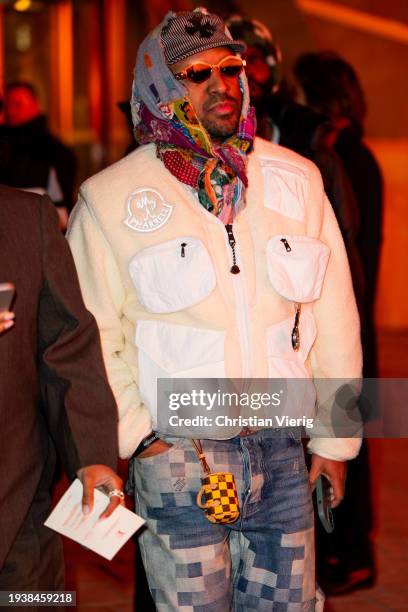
[137,439,173,459]
[0,311,15,334]
[77,464,125,519]
[309,455,347,508]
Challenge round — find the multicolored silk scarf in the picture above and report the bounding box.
[131,12,256,224]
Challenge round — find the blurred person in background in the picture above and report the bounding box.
[0,185,123,596]
[0,81,77,231]
[226,16,364,311]
[293,51,383,594]
[294,52,383,377]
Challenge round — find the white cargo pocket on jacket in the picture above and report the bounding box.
[266,235,330,303]
[135,319,226,420]
[260,157,308,221]
[129,237,216,313]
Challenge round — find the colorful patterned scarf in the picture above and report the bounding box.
[131,12,256,224]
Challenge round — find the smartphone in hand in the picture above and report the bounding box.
[316,475,334,533]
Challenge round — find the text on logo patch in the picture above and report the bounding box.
[124,188,173,232]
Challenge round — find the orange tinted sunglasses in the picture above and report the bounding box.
[174,56,246,84]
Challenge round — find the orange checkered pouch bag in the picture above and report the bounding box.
[192,440,240,524]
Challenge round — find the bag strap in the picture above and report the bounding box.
[191,439,211,475]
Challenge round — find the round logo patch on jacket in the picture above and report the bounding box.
[124,188,173,232]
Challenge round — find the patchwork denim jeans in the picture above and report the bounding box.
[128,429,317,611]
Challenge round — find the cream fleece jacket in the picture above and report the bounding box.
[67,137,362,461]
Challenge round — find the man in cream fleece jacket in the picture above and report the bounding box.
[68,8,361,611]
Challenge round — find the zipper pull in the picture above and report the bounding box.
[180,242,187,257]
[225,224,240,274]
[280,238,292,252]
[291,303,301,351]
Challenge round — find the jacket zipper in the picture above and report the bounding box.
[291,303,301,351]
[224,223,251,379]
[280,237,301,351]
[184,184,252,380]
[225,224,240,274]
[280,237,292,252]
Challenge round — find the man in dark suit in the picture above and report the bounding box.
[0,185,122,593]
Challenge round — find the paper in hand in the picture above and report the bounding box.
[44,479,145,560]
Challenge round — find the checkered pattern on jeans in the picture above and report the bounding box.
[130,431,317,611]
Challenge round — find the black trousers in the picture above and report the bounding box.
[0,447,64,610]
[316,439,374,574]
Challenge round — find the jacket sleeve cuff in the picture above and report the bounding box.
[118,404,153,459]
[307,437,362,461]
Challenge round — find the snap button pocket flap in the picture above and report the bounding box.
[135,320,225,374]
[266,312,317,363]
[266,235,330,302]
[129,237,216,313]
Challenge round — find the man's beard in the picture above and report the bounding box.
[201,94,241,142]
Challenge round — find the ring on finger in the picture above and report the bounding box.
[108,489,125,500]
